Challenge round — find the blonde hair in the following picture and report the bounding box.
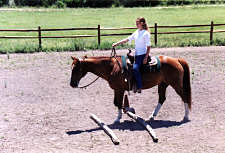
[136,17,149,32]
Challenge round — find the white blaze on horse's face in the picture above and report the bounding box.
[70,56,87,88]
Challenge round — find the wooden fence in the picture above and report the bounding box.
[0,21,225,50]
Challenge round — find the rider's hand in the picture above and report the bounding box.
[112,43,117,47]
[143,57,148,64]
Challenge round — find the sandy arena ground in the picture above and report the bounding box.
[0,46,225,153]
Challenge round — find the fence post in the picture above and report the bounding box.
[210,21,214,45]
[38,26,42,51]
[98,25,101,46]
[154,23,158,46]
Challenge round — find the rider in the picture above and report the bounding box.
[112,17,151,93]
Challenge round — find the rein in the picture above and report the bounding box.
[111,47,122,72]
[112,47,132,94]
[111,47,131,94]
[78,76,100,89]
[111,47,117,57]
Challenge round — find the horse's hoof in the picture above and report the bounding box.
[128,107,136,114]
[148,114,155,121]
[150,116,155,120]
[113,121,120,124]
[149,117,155,122]
[182,117,190,122]
[113,119,121,124]
[153,137,159,143]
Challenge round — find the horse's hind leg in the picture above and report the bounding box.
[149,82,168,120]
[172,85,190,121]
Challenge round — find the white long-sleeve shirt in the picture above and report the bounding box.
[127,29,151,56]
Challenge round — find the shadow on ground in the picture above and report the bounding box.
[66,119,190,136]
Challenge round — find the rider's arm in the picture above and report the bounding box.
[112,30,136,47]
[112,38,129,47]
[144,31,151,58]
[145,46,151,58]
[143,32,151,64]
[143,46,150,64]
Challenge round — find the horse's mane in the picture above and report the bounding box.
[84,56,121,59]
[83,55,122,75]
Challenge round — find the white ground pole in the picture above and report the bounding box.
[126,111,158,143]
[90,113,120,145]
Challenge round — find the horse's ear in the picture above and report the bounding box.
[71,56,78,61]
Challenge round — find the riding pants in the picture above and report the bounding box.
[133,54,145,89]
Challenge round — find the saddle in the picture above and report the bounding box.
[121,50,161,92]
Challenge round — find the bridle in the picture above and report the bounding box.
[72,48,121,89]
[71,58,100,89]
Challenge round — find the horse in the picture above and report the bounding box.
[70,54,192,123]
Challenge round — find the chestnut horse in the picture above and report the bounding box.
[70,55,192,123]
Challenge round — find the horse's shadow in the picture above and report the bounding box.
[66,119,190,136]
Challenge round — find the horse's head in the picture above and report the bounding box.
[70,56,88,88]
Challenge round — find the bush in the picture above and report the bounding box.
[162,0,184,6]
[120,0,161,7]
[14,0,58,7]
[63,0,85,8]
[84,0,114,8]
[121,0,149,7]
[150,0,161,6]
[113,0,120,7]
[41,0,57,7]
[0,0,3,6]
[11,0,225,7]
[14,0,41,6]
[55,0,66,8]
[0,0,9,6]
[60,0,114,8]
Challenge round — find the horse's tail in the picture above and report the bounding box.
[178,59,192,110]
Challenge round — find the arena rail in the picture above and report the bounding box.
[0,21,225,50]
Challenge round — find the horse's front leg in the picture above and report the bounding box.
[113,90,125,123]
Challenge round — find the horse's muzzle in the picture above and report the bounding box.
[70,81,78,88]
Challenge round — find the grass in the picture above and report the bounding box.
[0,5,225,53]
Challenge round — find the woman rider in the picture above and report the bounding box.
[112,17,151,93]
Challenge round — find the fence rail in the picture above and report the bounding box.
[0,21,225,50]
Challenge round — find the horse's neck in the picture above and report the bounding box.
[82,58,112,80]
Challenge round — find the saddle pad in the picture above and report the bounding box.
[121,55,161,73]
[142,56,161,73]
[121,55,128,70]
